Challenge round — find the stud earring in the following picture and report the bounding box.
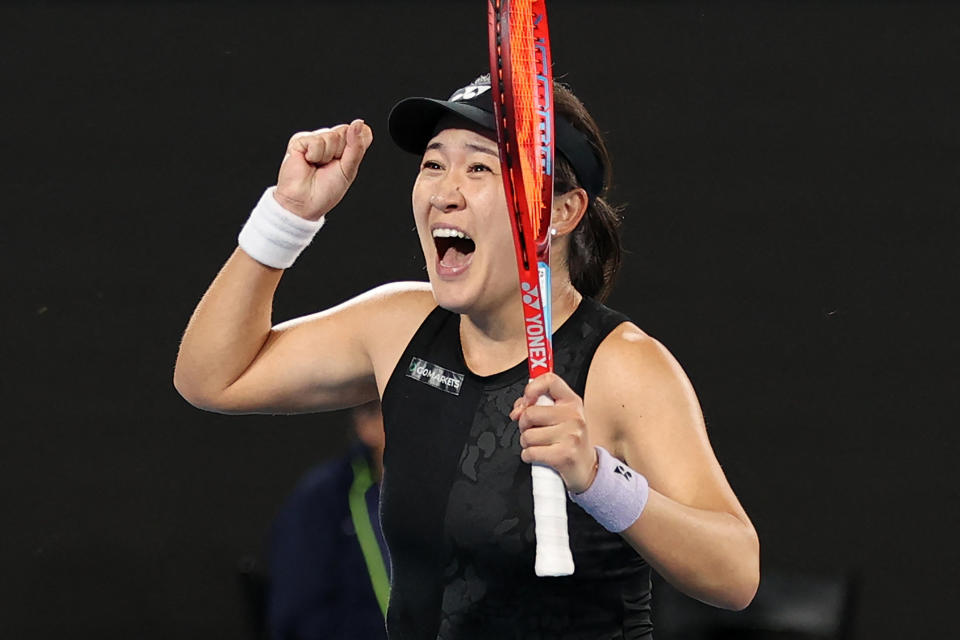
[550,227,558,237]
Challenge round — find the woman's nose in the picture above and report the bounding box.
[430,183,465,212]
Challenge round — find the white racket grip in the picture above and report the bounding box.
[531,394,575,576]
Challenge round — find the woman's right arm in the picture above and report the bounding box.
[174,119,425,414]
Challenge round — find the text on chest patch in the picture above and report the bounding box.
[406,357,465,396]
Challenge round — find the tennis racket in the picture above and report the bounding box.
[488,0,574,577]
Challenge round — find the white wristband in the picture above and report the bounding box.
[568,446,649,533]
[238,187,325,269]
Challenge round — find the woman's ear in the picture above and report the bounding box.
[551,187,589,236]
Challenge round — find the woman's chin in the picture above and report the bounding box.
[429,282,474,315]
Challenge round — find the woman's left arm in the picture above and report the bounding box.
[513,323,759,610]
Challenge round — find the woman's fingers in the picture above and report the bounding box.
[275,119,373,220]
[521,372,577,406]
[512,374,596,491]
[340,119,374,181]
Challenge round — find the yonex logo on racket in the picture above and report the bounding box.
[519,283,548,371]
[525,316,548,371]
[521,281,541,309]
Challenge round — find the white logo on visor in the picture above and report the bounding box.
[449,84,491,102]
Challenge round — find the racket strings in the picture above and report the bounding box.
[507,3,547,238]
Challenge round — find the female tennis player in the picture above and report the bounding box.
[174,75,759,639]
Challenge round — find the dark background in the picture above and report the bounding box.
[2,1,957,638]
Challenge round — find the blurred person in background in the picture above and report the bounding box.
[267,401,388,640]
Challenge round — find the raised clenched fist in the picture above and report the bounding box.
[274,119,374,221]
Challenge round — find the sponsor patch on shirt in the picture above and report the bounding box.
[406,357,464,396]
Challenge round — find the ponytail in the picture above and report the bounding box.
[553,83,624,302]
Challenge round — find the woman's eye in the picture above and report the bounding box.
[421,160,443,171]
[469,163,492,173]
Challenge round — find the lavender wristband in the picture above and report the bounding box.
[238,187,325,269]
[568,446,649,533]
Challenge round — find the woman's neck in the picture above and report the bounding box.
[459,278,582,377]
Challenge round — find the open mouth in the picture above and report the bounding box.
[433,228,476,270]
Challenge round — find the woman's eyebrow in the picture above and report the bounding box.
[466,142,499,157]
[425,141,499,157]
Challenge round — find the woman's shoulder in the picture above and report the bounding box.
[585,319,705,448]
[586,317,699,416]
[280,280,434,331]
[318,280,435,323]
[341,279,436,335]
[352,280,435,306]
[346,282,438,388]
[591,320,688,388]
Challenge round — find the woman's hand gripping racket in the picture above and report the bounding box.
[488,0,574,577]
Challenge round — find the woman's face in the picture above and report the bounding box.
[411,126,520,316]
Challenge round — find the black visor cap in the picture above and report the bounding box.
[388,81,605,199]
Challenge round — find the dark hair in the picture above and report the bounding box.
[551,82,623,302]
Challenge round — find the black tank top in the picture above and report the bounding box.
[380,297,653,640]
